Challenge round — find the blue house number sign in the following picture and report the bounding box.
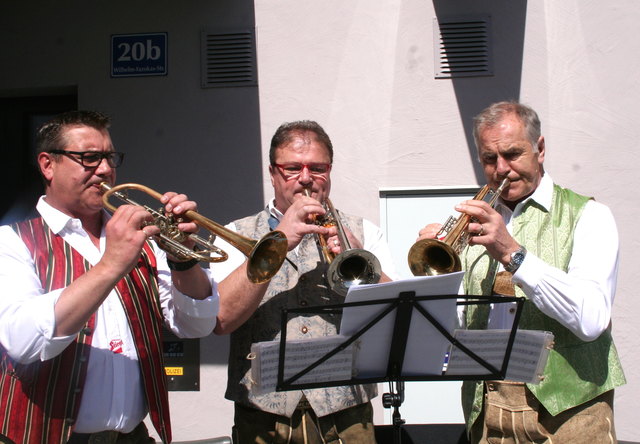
[111,33,167,77]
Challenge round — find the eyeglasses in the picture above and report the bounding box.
[48,150,125,168]
[273,163,332,181]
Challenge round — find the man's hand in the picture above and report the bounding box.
[416,223,443,242]
[455,200,520,266]
[276,195,330,250]
[101,204,157,276]
[149,192,201,263]
[160,192,200,236]
[325,224,362,255]
[153,191,213,298]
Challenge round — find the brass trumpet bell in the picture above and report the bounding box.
[407,238,461,276]
[327,248,382,296]
[407,178,509,276]
[304,188,382,296]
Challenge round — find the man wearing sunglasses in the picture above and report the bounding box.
[210,120,398,443]
[0,111,219,444]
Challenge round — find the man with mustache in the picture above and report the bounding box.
[211,120,398,444]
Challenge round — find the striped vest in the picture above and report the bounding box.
[0,217,171,444]
[460,184,626,430]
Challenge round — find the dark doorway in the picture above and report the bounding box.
[0,94,77,224]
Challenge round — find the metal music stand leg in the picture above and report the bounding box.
[381,290,416,444]
[382,380,406,444]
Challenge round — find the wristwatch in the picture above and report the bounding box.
[504,245,527,273]
[167,257,199,271]
[167,245,201,271]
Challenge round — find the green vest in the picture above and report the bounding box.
[460,184,625,430]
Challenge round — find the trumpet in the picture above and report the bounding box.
[407,178,510,276]
[304,189,382,296]
[100,182,288,284]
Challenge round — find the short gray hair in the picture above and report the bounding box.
[472,101,541,152]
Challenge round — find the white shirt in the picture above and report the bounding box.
[487,174,619,341]
[0,197,219,433]
[209,199,400,282]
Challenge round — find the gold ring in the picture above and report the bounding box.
[479,224,484,236]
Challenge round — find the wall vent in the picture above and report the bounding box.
[433,15,493,79]
[201,28,257,88]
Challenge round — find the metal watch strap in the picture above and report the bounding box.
[505,245,527,273]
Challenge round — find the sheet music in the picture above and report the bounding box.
[446,329,554,384]
[249,335,355,394]
[340,273,464,378]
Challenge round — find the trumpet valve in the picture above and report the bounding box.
[438,216,457,238]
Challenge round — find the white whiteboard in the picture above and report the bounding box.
[377,186,479,425]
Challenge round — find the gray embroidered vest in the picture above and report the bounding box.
[226,208,377,417]
[460,184,625,430]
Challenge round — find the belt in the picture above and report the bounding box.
[67,422,148,444]
[68,430,121,444]
[295,396,313,411]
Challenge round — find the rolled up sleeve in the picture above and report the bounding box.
[154,245,220,338]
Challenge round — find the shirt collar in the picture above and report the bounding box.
[36,195,109,235]
[495,173,553,217]
[267,198,284,221]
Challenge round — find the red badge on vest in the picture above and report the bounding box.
[110,339,123,354]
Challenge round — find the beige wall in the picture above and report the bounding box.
[1,0,638,441]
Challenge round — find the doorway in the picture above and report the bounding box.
[0,94,77,224]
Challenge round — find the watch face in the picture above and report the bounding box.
[506,247,526,272]
[514,251,525,264]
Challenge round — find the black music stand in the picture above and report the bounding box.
[274,290,525,444]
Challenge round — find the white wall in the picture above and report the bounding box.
[254,0,640,441]
[2,0,639,441]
